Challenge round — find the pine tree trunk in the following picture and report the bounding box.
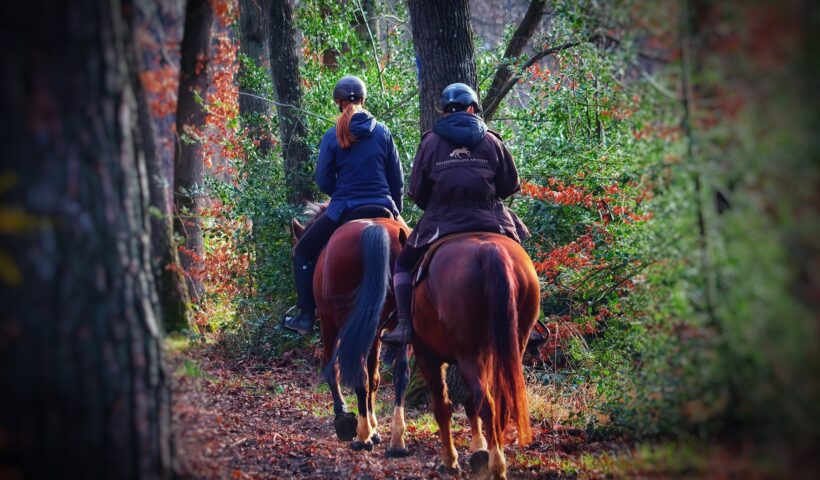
[174,0,213,303]
[407,0,477,132]
[270,0,314,205]
[239,0,274,153]
[0,0,172,478]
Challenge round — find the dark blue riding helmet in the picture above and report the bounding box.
[439,83,481,113]
[333,75,367,103]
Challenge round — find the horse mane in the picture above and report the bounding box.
[302,201,329,230]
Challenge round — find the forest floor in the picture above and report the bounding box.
[168,336,785,479]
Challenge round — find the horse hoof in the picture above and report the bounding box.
[370,433,382,445]
[469,450,490,473]
[350,440,374,452]
[436,464,461,475]
[385,447,410,458]
[333,413,357,441]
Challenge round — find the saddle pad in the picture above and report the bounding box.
[412,232,506,286]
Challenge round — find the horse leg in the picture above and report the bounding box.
[367,344,381,445]
[386,345,411,458]
[478,393,507,480]
[350,384,374,451]
[324,322,357,441]
[460,361,490,473]
[329,363,357,441]
[417,355,459,473]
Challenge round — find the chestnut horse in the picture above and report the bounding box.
[407,232,540,479]
[292,206,412,454]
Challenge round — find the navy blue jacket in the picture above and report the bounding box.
[316,112,404,222]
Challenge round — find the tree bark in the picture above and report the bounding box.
[174,0,213,303]
[407,0,477,133]
[239,0,274,154]
[137,62,192,332]
[0,0,172,478]
[481,0,547,122]
[132,0,191,332]
[270,0,314,205]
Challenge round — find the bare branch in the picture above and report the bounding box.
[238,91,334,123]
[481,0,548,122]
[482,40,580,122]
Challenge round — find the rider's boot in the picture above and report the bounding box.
[382,272,412,345]
[283,307,315,334]
[283,257,316,335]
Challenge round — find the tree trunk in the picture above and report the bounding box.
[407,0,477,133]
[270,0,314,205]
[137,62,192,332]
[481,0,547,123]
[133,0,191,332]
[0,0,172,478]
[239,0,274,154]
[174,0,213,303]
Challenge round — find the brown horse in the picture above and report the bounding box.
[406,232,540,479]
[292,206,412,454]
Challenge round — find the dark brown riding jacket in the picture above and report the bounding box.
[405,112,530,248]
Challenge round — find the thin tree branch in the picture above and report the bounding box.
[640,68,679,99]
[353,0,385,92]
[482,28,672,123]
[238,91,334,123]
[481,0,548,122]
[483,40,580,122]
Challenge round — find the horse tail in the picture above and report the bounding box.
[480,242,532,445]
[327,223,390,389]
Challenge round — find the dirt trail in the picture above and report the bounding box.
[169,342,610,479]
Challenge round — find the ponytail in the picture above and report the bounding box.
[336,101,363,149]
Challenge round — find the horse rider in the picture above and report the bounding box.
[381,83,530,345]
[283,75,404,335]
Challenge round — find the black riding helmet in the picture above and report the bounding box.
[439,83,481,113]
[333,75,367,106]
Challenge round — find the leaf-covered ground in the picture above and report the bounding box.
[169,339,783,479]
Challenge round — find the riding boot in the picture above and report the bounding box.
[283,257,316,334]
[382,274,413,345]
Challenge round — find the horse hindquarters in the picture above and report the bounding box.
[478,243,532,447]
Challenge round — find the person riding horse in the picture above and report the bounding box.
[382,83,530,345]
[283,75,404,335]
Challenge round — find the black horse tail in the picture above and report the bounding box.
[327,223,390,389]
[480,242,532,445]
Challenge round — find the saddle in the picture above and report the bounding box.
[412,232,500,286]
[340,204,394,223]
